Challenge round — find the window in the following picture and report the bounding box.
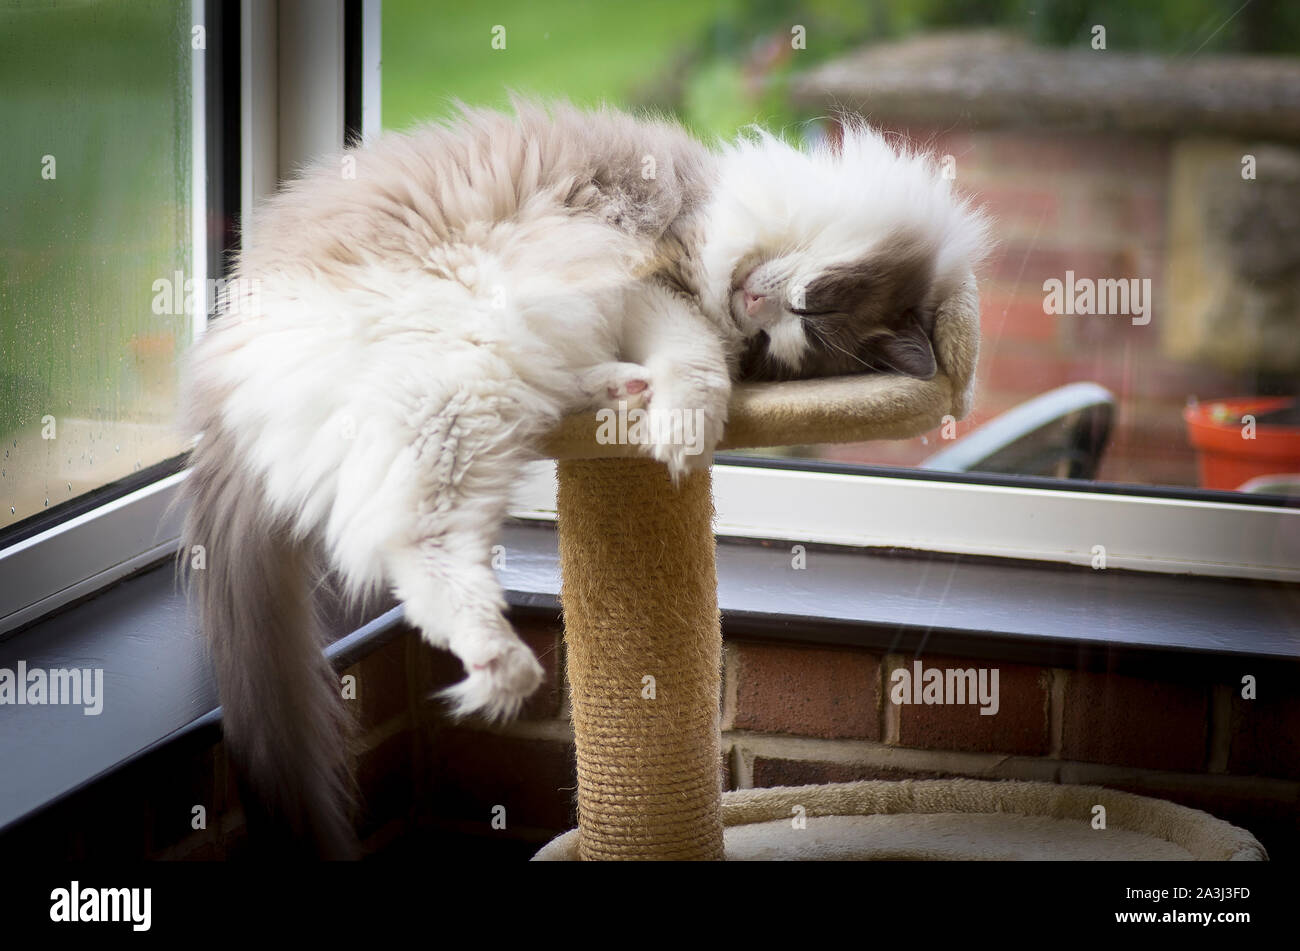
[382,0,1300,580]
[0,2,386,635]
[0,0,240,633]
[1,1,1295,641]
[0,1,203,537]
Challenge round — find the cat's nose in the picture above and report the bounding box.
[744,291,766,316]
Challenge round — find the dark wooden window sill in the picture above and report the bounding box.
[1,517,1296,838]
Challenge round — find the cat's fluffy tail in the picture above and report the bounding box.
[182,424,358,859]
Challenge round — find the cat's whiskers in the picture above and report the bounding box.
[813,322,916,378]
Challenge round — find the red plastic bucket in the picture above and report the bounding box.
[1183,397,1300,491]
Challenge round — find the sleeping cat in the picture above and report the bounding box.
[181,99,987,856]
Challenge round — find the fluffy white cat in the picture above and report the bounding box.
[181,100,987,855]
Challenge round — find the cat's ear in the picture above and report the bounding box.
[868,311,937,380]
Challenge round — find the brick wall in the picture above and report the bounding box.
[7,613,1295,860]
[721,640,1299,862]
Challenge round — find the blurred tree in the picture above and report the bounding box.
[641,0,1300,140]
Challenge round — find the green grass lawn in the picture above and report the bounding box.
[383,0,1300,137]
[382,0,743,131]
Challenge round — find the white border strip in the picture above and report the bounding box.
[277,0,345,179]
[0,473,187,635]
[190,0,208,342]
[241,0,278,217]
[508,461,1300,582]
[360,0,382,141]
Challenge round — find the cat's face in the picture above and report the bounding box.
[700,122,988,383]
[727,229,941,382]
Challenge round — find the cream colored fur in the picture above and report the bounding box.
[181,99,989,855]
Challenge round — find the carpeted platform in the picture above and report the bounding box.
[533,779,1268,861]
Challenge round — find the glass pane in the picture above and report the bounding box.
[0,0,195,532]
[382,1,1300,498]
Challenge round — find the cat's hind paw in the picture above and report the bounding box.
[578,361,653,411]
[436,639,544,722]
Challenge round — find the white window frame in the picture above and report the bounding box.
[1,0,1296,639]
[508,461,1300,582]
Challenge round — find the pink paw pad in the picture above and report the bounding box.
[607,379,648,399]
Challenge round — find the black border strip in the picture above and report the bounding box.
[211,0,241,271]
[343,0,364,147]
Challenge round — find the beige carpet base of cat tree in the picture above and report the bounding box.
[533,778,1267,861]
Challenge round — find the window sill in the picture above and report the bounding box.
[1,518,1296,837]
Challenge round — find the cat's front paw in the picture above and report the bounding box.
[438,636,544,722]
[639,368,729,483]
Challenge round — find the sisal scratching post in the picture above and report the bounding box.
[556,458,724,860]
[536,275,986,861]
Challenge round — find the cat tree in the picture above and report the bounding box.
[532,276,1265,862]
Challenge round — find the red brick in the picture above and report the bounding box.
[980,337,1193,400]
[751,756,956,789]
[425,727,576,833]
[215,741,243,821]
[1228,688,1300,782]
[356,727,415,838]
[892,656,1051,756]
[817,396,1036,467]
[408,616,565,721]
[1068,356,1242,401]
[1085,777,1295,862]
[143,743,220,854]
[1061,671,1208,772]
[982,133,1168,180]
[350,632,413,731]
[979,288,1059,343]
[870,124,968,160]
[415,634,468,695]
[729,641,880,740]
[176,839,221,861]
[990,246,1133,285]
[890,126,978,169]
[1056,302,1159,350]
[819,435,938,468]
[1131,191,1167,239]
[970,183,1062,231]
[979,347,1077,397]
[1072,183,1166,241]
[514,618,564,720]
